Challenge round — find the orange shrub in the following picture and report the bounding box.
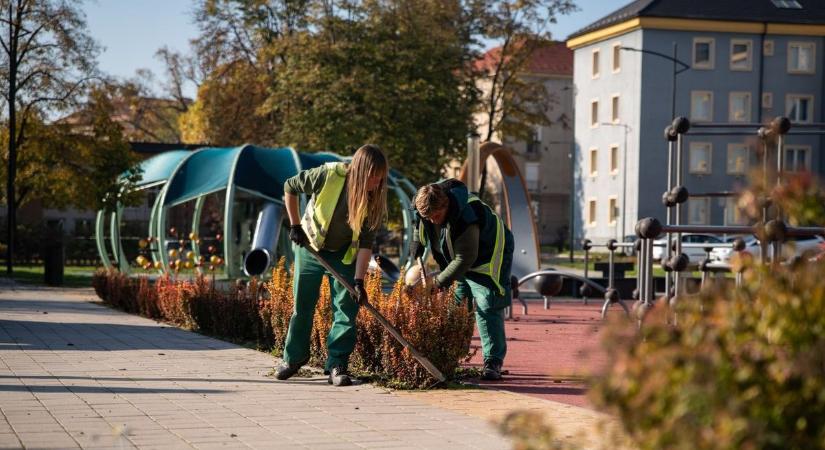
[93,259,475,388]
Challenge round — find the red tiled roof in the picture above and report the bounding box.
[477,41,573,76]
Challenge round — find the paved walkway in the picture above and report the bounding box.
[0,285,620,449]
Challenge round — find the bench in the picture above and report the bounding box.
[593,262,634,279]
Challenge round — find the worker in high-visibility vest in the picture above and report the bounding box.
[410,179,514,380]
[275,144,389,386]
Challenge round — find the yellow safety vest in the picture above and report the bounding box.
[421,194,507,295]
[301,162,359,264]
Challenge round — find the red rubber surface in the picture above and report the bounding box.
[464,300,618,408]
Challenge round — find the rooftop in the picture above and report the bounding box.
[477,41,573,77]
[569,0,825,39]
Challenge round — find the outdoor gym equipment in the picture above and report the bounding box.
[304,245,447,383]
[601,239,630,319]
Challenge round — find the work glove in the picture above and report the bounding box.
[289,224,309,247]
[353,279,368,305]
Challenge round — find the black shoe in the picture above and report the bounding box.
[275,358,308,380]
[481,360,503,381]
[328,365,352,386]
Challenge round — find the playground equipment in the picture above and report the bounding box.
[629,116,825,323]
[95,145,418,279]
[457,141,541,280]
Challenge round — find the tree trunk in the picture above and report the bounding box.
[5,2,17,275]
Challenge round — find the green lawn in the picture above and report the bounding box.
[0,265,99,288]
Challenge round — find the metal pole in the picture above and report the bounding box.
[569,142,575,263]
[467,133,480,193]
[671,42,677,121]
[665,140,674,302]
[674,133,684,298]
[621,126,629,244]
[773,134,785,263]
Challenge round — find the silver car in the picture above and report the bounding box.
[710,235,825,266]
[652,233,723,264]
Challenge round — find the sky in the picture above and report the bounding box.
[83,0,618,99]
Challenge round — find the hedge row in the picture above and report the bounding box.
[92,260,474,388]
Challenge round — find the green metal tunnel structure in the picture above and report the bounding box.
[95,145,418,279]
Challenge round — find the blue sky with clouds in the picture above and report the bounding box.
[84,0,617,98]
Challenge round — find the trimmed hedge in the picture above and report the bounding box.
[92,259,474,388]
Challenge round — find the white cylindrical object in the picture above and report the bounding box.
[467,134,480,193]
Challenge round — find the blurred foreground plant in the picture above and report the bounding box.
[590,171,825,450]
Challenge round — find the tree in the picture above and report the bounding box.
[0,87,141,223]
[474,0,576,142]
[263,0,478,182]
[0,0,98,274]
[179,60,275,145]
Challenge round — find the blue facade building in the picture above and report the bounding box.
[567,0,825,242]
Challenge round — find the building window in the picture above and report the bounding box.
[691,91,713,122]
[762,92,773,109]
[589,148,598,177]
[729,92,751,122]
[786,94,813,123]
[610,145,619,174]
[526,127,541,154]
[693,37,715,69]
[612,43,621,72]
[727,143,749,175]
[788,42,815,74]
[592,49,600,78]
[772,0,802,10]
[784,145,811,172]
[588,199,597,227]
[608,197,618,226]
[763,40,774,56]
[730,39,753,71]
[688,197,711,225]
[725,198,747,225]
[591,100,599,127]
[611,94,620,123]
[525,162,539,192]
[689,142,712,175]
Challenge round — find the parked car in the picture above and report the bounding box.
[710,234,825,266]
[652,233,723,264]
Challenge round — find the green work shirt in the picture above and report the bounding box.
[434,223,479,288]
[284,165,376,251]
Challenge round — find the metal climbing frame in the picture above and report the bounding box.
[630,116,825,323]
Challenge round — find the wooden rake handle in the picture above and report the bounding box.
[304,246,447,382]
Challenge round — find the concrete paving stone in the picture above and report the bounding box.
[9,421,65,433]
[15,431,80,448]
[354,440,413,449]
[0,433,23,448]
[300,441,363,450]
[191,441,251,449]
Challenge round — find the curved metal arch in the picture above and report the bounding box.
[458,141,541,280]
[95,210,113,269]
[517,269,606,294]
[222,144,256,279]
[154,148,203,272]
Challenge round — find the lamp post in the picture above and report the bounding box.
[601,122,631,243]
[620,43,690,119]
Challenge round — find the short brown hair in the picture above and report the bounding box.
[415,184,449,218]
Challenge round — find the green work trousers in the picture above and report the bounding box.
[283,245,358,372]
[453,234,514,366]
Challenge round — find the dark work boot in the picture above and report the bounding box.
[481,360,503,381]
[275,358,308,380]
[328,365,352,386]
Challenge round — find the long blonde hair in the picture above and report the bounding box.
[347,144,388,235]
